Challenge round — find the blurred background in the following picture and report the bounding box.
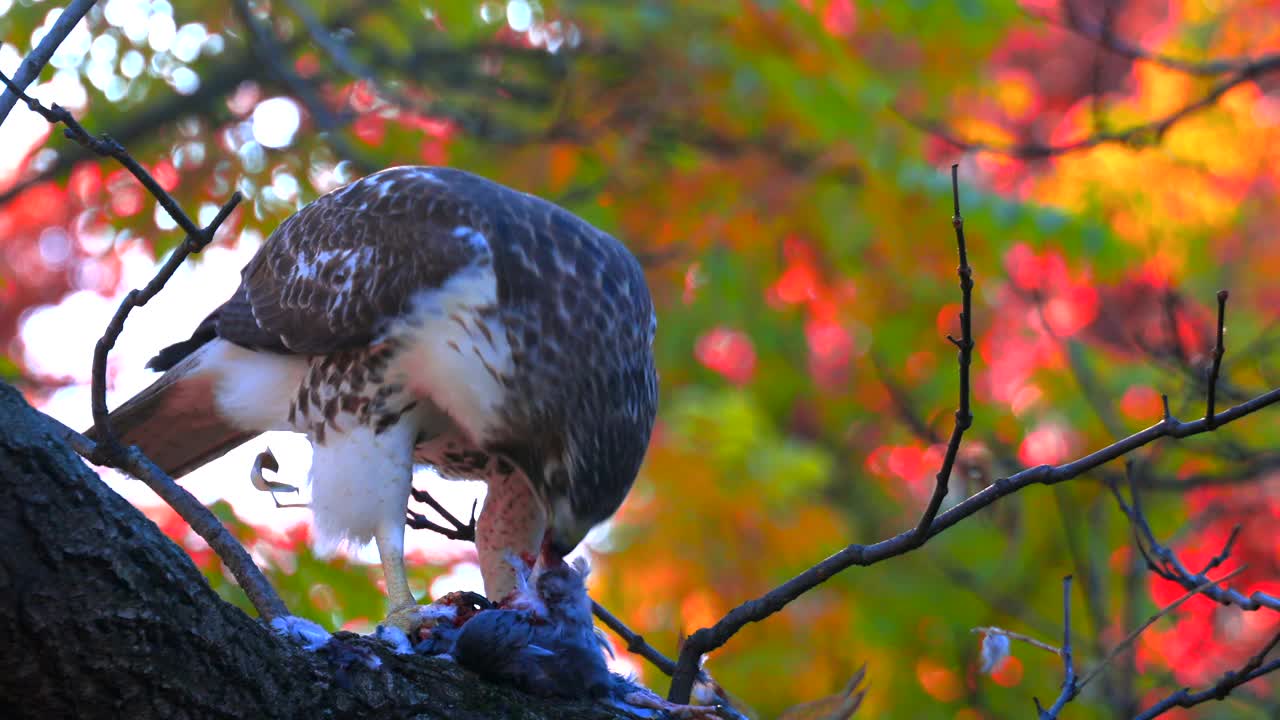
[3,0,1279,717]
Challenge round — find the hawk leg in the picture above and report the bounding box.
[376,528,419,624]
[477,469,548,601]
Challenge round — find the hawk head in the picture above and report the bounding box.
[524,356,658,560]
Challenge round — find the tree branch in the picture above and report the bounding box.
[590,600,677,676]
[0,0,98,127]
[911,163,975,542]
[1110,465,1280,613]
[1075,565,1247,694]
[664,170,1280,704]
[1034,576,1076,720]
[1134,630,1280,719]
[1205,290,1229,427]
[909,55,1280,159]
[1045,0,1265,77]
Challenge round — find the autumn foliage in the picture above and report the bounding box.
[4,0,1280,717]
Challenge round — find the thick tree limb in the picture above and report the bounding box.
[0,383,636,720]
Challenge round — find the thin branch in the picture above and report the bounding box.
[908,55,1280,159]
[1076,565,1248,693]
[1134,630,1280,719]
[911,163,975,542]
[1046,1,1263,77]
[0,71,209,243]
[662,365,1280,702]
[1205,290,1229,427]
[591,600,678,676]
[970,627,1063,658]
[1111,467,1280,613]
[870,353,943,445]
[0,0,98,127]
[1,70,238,449]
[1035,576,1076,719]
[88,196,240,453]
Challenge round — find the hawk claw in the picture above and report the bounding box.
[381,600,437,641]
[250,448,307,508]
[611,690,729,719]
[406,486,477,541]
[380,591,489,643]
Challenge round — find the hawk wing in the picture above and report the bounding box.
[110,168,496,478]
[182,167,492,361]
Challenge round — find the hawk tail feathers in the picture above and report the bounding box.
[147,315,218,371]
[84,354,253,478]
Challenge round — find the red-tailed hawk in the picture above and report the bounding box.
[93,166,658,629]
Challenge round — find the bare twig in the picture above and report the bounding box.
[89,197,240,454]
[591,600,678,676]
[0,0,98,127]
[971,627,1063,658]
[1111,468,1280,613]
[0,71,211,244]
[1134,630,1280,719]
[1046,1,1262,77]
[1035,576,1076,719]
[1205,290,1229,427]
[912,163,975,542]
[0,66,239,452]
[908,55,1280,159]
[870,353,943,445]
[1076,565,1247,693]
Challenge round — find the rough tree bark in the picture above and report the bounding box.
[0,382,630,720]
